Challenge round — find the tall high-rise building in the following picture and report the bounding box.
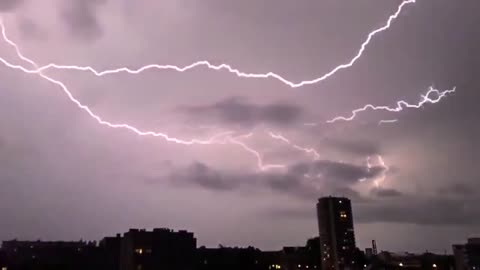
[453,238,480,270]
[317,197,356,270]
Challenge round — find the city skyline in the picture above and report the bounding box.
[0,197,471,270]
[0,0,479,253]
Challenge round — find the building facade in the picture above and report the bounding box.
[317,197,356,270]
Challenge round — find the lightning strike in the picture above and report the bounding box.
[327,86,456,123]
[0,18,290,171]
[1,0,415,89]
[268,132,321,160]
[227,133,286,171]
[0,0,445,176]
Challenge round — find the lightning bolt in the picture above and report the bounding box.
[268,132,321,160]
[0,0,451,177]
[0,18,291,171]
[366,155,389,187]
[327,86,456,123]
[227,133,286,171]
[378,119,399,125]
[2,0,416,88]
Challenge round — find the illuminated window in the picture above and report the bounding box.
[135,248,143,254]
[2,267,7,270]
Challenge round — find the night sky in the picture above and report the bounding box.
[0,0,479,253]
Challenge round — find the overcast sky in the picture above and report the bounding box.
[0,0,479,253]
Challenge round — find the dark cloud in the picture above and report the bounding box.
[326,138,382,156]
[436,183,475,197]
[182,97,303,127]
[17,17,46,40]
[289,160,385,185]
[0,0,23,11]
[171,162,239,191]
[169,160,384,200]
[60,0,106,41]
[356,196,480,226]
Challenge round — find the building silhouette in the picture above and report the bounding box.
[0,197,462,270]
[453,238,480,270]
[119,228,196,270]
[1,240,101,270]
[317,197,356,270]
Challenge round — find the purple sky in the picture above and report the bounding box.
[0,0,479,253]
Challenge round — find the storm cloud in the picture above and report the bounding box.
[182,97,303,127]
[0,0,478,253]
[171,159,386,200]
[59,0,106,41]
[0,0,23,11]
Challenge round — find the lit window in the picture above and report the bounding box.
[2,267,7,270]
[135,248,143,254]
